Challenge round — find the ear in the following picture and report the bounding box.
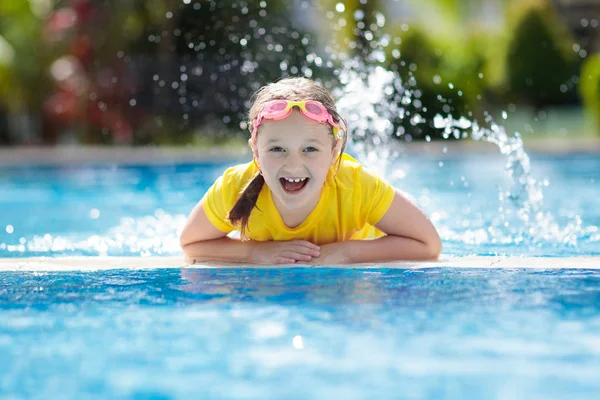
[249,138,260,166]
[330,138,342,167]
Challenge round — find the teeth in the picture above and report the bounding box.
[284,177,307,182]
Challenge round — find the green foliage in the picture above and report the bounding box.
[383,25,488,139]
[0,2,49,112]
[505,0,579,108]
[0,0,594,145]
[579,54,600,133]
[171,0,323,131]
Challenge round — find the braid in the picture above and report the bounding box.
[227,172,265,239]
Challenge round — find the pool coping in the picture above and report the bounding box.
[0,256,598,271]
[1,139,599,166]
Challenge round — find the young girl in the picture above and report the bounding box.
[180,77,441,265]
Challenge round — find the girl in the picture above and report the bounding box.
[180,77,441,265]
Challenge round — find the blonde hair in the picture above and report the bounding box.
[228,77,348,238]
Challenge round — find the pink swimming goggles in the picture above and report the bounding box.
[251,100,342,141]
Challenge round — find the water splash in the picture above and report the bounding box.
[4,214,185,257]
[324,5,590,251]
[336,63,590,248]
[335,64,404,177]
[432,114,587,247]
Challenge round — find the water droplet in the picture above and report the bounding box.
[335,2,345,12]
[90,209,100,219]
[375,12,386,27]
[293,335,304,349]
[6,225,14,234]
[502,111,508,120]
[433,114,446,129]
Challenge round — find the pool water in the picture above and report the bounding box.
[2,267,600,399]
[0,153,598,257]
[1,152,599,399]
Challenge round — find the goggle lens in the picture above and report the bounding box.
[266,101,287,112]
[305,102,323,115]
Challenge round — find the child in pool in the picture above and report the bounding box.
[180,77,442,265]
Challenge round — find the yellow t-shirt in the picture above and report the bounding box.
[202,153,396,245]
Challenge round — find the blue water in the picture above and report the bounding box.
[0,153,599,257]
[1,153,600,399]
[2,267,600,399]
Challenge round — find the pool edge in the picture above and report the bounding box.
[0,256,598,271]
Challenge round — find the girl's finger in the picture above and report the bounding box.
[292,240,320,250]
[282,251,312,262]
[290,245,320,257]
[275,257,296,264]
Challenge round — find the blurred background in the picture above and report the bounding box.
[0,0,599,147]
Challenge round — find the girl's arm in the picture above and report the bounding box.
[180,201,320,264]
[315,190,442,264]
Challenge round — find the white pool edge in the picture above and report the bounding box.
[0,256,598,271]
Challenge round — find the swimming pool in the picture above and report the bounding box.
[1,151,599,399]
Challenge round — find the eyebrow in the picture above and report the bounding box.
[265,138,328,145]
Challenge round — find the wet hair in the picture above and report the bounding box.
[227,77,348,238]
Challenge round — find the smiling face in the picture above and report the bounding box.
[251,110,341,214]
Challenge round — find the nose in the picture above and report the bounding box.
[285,152,304,172]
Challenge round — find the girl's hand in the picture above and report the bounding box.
[309,242,350,265]
[250,240,321,264]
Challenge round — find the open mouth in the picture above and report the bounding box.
[280,177,309,193]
